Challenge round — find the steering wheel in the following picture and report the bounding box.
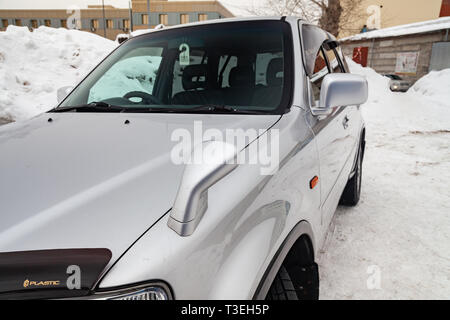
[124,91,162,105]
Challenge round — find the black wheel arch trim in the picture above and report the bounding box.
[349,126,366,178]
[252,220,315,300]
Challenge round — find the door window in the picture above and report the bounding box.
[310,47,330,102]
[335,47,349,72]
[324,47,344,73]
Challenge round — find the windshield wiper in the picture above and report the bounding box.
[50,102,127,113]
[190,104,236,112]
[50,103,270,114]
[182,104,268,114]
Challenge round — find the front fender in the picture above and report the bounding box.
[210,220,315,300]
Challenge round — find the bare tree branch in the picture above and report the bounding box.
[246,0,364,37]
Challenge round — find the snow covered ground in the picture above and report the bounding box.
[0,26,449,299]
[319,60,450,299]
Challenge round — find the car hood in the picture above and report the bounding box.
[0,112,280,268]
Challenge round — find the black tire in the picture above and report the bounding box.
[266,263,320,300]
[265,266,298,300]
[266,236,319,300]
[340,142,363,206]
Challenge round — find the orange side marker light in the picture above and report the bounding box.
[310,176,319,189]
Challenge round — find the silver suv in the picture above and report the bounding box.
[0,17,367,300]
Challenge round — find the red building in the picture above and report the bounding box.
[440,0,450,17]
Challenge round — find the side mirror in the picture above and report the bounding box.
[168,141,238,236]
[57,86,73,103]
[311,73,368,116]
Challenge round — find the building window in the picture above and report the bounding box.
[15,19,22,26]
[2,19,8,28]
[30,19,38,29]
[198,14,208,21]
[123,19,130,29]
[159,14,168,25]
[106,19,113,29]
[142,14,148,25]
[91,19,99,30]
[61,19,67,28]
[180,14,189,24]
[44,19,51,27]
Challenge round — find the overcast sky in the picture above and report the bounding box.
[0,0,258,16]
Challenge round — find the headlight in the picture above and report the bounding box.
[108,287,169,300]
[93,283,172,300]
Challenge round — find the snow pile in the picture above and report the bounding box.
[0,25,117,122]
[319,58,450,299]
[345,59,391,104]
[342,17,450,41]
[409,69,450,108]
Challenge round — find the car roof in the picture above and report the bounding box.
[131,16,337,44]
[131,16,314,38]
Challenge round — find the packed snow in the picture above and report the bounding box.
[0,26,449,299]
[342,17,450,41]
[409,69,450,109]
[0,25,117,122]
[319,59,450,299]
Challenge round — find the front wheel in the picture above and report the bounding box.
[266,263,319,300]
[266,236,319,300]
[265,266,298,300]
[340,142,363,206]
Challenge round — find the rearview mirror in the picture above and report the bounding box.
[311,74,368,116]
[57,86,73,103]
[168,141,238,236]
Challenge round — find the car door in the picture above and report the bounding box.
[303,39,357,229]
[333,45,361,171]
[323,44,360,166]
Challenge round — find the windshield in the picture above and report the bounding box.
[56,20,293,114]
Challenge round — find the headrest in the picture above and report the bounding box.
[267,58,284,87]
[229,66,255,88]
[182,64,207,90]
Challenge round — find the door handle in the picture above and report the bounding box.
[342,116,349,129]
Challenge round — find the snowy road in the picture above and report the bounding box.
[318,64,450,299]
